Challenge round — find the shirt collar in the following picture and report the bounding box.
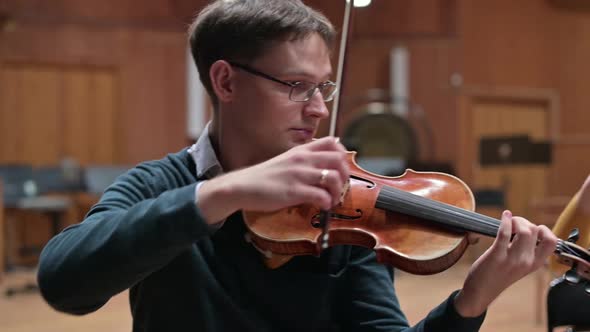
[187,122,224,179]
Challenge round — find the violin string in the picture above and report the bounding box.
[376,185,501,237]
[557,239,588,259]
[380,185,501,234]
[375,186,590,263]
[376,189,498,236]
[374,186,590,274]
[375,187,590,269]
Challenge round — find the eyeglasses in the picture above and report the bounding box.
[228,61,338,102]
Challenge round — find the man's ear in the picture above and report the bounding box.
[210,60,234,103]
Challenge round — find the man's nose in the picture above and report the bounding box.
[303,90,330,119]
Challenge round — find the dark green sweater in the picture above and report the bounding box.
[37,149,485,332]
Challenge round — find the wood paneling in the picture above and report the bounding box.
[471,101,550,215]
[457,88,557,215]
[459,1,557,88]
[0,65,118,166]
[554,10,590,141]
[0,0,206,31]
[0,11,187,165]
[352,0,457,38]
[0,66,60,165]
[552,143,590,195]
[63,71,92,164]
[0,68,20,162]
[92,71,118,163]
[458,0,590,195]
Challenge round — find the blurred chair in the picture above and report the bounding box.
[529,196,573,324]
[0,164,33,207]
[0,164,74,296]
[33,165,84,195]
[547,275,590,332]
[0,165,34,270]
[83,165,129,196]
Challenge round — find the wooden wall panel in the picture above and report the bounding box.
[352,0,456,38]
[471,101,550,215]
[551,144,590,196]
[91,71,118,164]
[0,68,20,162]
[22,67,61,165]
[459,0,558,88]
[457,88,557,215]
[118,30,187,163]
[554,12,590,140]
[0,65,118,166]
[0,0,207,30]
[458,0,590,195]
[63,70,91,164]
[0,66,61,165]
[62,68,118,165]
[0,23,187,165]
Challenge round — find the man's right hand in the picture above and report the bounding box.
[196,136,350,225]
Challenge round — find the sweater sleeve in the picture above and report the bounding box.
[338,247,486,332]
[37,160,210,315]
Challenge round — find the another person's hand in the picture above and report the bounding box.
[454,210,558,317]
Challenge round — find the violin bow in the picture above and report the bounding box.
[319,0,355,250]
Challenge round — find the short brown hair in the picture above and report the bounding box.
[188,0,335,108]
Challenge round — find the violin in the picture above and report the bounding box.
[243,153,590,281]
[243,0,590,282]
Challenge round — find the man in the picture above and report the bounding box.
[37,1,558,331]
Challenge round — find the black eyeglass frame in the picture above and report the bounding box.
[227,61,337,102]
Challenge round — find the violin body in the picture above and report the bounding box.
[243,152,476,275]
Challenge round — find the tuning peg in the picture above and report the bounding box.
[565,267,581,284]
[567,228,580,243]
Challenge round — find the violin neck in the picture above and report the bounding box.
[376,185,500,238]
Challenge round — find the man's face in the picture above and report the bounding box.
[228,33,333,162]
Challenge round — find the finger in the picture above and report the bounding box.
[308,151,349,184]
[292,184,333,210]
[508,216,538,259]
[297,167,344,207]
[534,225,558,267]
[306,136,344,153]
[494,210,513,250]
[317,169,344,207]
